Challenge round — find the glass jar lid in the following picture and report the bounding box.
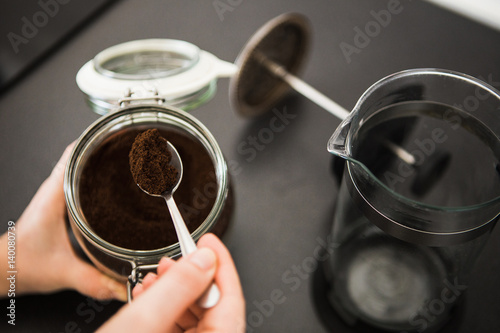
[76,39,237,115]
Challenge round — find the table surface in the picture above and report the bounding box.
[1,0,500,332]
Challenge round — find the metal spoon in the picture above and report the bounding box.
[137,140,220,308]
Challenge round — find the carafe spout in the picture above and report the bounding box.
[327,118,351,159]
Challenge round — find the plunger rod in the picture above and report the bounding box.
[254,51,417,166]
[254,51,350,120]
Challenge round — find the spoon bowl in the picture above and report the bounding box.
[137,141,184,198]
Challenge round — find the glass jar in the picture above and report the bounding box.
[65,38,236,300]
[64,104,233,299]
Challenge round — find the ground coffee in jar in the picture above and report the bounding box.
[79,128,218,250]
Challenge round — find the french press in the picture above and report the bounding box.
[325,69,500,332]
[218,13,500,333]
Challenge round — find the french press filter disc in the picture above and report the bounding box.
[229,12,311,117]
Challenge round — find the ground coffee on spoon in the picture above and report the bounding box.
[129,129,179,195]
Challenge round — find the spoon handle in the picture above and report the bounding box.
[165,194,197,254]
[164,194,221,308]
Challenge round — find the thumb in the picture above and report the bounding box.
[21,142,75,221]
[46,142,75,200]
[142,247,217,318]
[98,248,217,332]
[64,259,127,302]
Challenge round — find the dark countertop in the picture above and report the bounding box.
[1,0,500,332]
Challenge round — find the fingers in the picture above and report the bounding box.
[134,235,245,318]
[50,142,75,182]
[135,269,202,329]
[45,142,75,195]
[196,233,246,332]
[65,260,127,302]
[25,142,75,217]
[134,271,202,330]
[157,256,175,275]
[99,248,217,332]
[49,142,75,204]
[132,257,203,329]
[132,257,174,298]
[142,272,158,288]
[18,142,76,225]
[131,283,144,299]
[198,233,244,300]
[132,272,158,299]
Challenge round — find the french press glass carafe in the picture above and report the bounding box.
[324,69,500,332]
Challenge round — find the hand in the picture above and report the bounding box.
[0,143,127,301]
[98,233,246,332]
